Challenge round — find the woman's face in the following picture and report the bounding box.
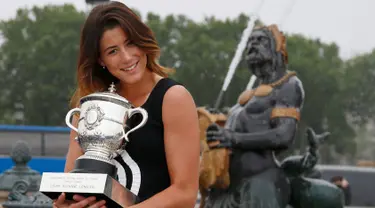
[99,26,147,85]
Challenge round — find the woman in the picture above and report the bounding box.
[54,2,200,208]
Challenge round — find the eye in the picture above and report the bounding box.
[108,49,118,55]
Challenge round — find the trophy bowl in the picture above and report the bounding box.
[39,83,148,207]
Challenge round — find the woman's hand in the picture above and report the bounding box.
[53,193,106,208]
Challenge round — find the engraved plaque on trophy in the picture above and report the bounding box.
[39,83,148,207]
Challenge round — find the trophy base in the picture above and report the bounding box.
[39,172,137,208]
[71,158,117,179]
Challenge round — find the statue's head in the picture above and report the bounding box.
[245,24,288,78]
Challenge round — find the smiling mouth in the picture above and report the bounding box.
[121,61,138,72]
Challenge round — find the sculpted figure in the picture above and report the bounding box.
[202,24,304,208]
[198,107,230,208]
[281,128,344,208]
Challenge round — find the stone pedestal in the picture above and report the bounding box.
[0,140,52,207]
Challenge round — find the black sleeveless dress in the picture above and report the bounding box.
[114,78,180,202]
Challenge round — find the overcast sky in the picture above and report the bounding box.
[0,0,372,59]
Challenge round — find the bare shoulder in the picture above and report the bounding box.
[163,85,196,108]
[162,84,198,127]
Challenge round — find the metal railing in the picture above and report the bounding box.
[0,125,70,157]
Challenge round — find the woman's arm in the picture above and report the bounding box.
[64,115,84,172]
[131,85,200,208]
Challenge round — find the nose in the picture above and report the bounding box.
[120,48,131,61]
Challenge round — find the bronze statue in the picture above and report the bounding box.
[198,24,344,208]
[202,24,303,208]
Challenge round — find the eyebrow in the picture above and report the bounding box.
[104,45,117,53]
[103,39,130,53]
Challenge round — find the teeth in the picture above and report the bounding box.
[123,63,137,71]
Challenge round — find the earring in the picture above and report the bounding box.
[102,66,105,69]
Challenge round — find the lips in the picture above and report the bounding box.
[121,61,139,72]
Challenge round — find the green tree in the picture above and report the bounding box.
[341,49,375,124]
[338,50,375,162]
[0,4,85,125]
[286,36,356,161]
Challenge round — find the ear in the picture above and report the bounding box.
[98,58,105,68]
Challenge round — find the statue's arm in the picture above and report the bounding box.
[229,79,304,150]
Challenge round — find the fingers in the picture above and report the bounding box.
[70,196,97,208]
[206,131,218,138]
[206,131,222,139]
[53,192,66,207]
[53,193,107,208]
[88,200,106,208]
[211,143,231,149]
[208,140,231,149]
[82,195,105,208]
[72,197,106,208]
[72,195,86,202]
[206,136,224,143]
[207,140,220,148]
[207,129,224,137]
[206,123,220,131]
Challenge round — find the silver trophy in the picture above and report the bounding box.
[39,83,148,207]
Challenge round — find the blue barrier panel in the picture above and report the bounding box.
[0,157,66,173]
[0,158,14,173]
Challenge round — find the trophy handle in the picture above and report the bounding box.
[124,108,148,142]
[65,108,81,133]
